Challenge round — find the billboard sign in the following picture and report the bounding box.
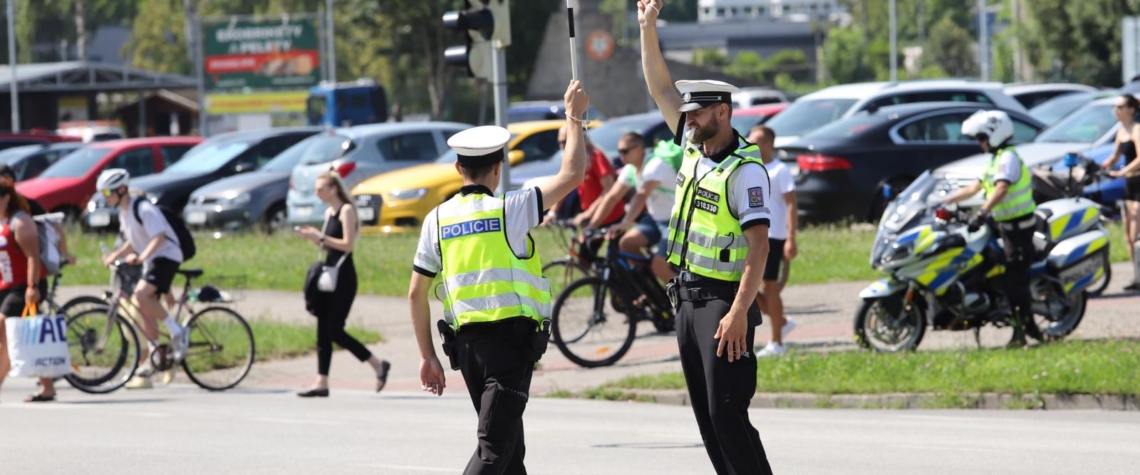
[204,18,321,91]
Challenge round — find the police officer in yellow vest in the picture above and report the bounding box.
[408,81,590,475]
[639,1,774,472]
[943,110,1043,346]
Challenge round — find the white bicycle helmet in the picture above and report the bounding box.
[961,110,1014,148]
[96,168,130,192]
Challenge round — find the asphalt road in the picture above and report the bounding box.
[2,380,1138,475]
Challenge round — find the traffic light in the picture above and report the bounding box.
[443,0,511,80]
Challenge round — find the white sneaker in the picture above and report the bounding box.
[756,342,787,357]
[781,318,797,340]
[125,375,153,389]
[171,329,190,362]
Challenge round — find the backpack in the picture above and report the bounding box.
[31,213,63,275]
[133,199,196,261]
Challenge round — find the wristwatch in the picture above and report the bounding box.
[318,235,325,246]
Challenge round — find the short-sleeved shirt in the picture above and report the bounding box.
[412,185,544,278]
[578,149,624,225]
[764,159,795,239]
[619,158,678,222]
[119,197,183,264]
[685,136,772,232]
[988,149,1022,185]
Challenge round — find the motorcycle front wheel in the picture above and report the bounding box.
[854,295,927,352]
[1031,290,1087,342]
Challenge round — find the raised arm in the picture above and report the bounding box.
[638,0,682,133]
[538,81,591,205]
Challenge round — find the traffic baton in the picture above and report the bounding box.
[566,0,578,80]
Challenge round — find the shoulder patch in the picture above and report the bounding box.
[747,187,765,208]
[676,173,685,186]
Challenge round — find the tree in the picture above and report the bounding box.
[923,14,977,78]
[123,0,189,74]
[724,51,765,82]
[692,48,728,68]
[17,0,141,62]
[822,26,867,84]
[1020,0,1140,86]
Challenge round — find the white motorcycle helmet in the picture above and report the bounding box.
[96,168,130,192]
[961,110,1014,148]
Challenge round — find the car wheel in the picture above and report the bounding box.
[262,205,288,234]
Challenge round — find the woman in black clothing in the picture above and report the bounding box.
[296,170,390,397]
[1105,94,1140,291]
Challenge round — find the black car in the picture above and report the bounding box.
[85,127,321,231]
[775,102,1046,223]
[0,142,84,181]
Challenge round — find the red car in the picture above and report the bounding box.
[731,103,790,132]
[17,137,203,216]
[0,131,82,151]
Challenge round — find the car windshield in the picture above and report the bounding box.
[39,147,110,179]
[261,138,310,172]
[589,118,659,154]
[1029,92,1099,126]
[801,112,884,140]
[163,140,254,175]
[764,99,858,137]
[300,135,355,165]
[0,145,42,164]
[1034,103,1115,144]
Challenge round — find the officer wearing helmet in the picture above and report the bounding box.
[943,110,1043,346]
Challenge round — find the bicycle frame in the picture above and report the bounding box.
[92,263,197,354]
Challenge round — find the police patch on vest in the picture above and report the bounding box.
[441,218,502,240]
[676,173,685,186]
[693,199,719,214]
[748,187,765,208]
[696,188,720,202]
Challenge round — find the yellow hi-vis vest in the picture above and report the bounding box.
[665,139,766,282]
[437,192,551,330]
[983,147,1036,222]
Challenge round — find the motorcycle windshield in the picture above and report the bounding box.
[871,171,943,265]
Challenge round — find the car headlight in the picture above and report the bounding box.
[219,192,251,206]
[388,187,428,202]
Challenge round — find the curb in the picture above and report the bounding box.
[601,390,1140,411]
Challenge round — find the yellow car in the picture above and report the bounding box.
[354,120,593,233]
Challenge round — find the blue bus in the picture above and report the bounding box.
[306,80,388,127]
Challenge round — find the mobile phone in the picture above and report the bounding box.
[293,226,302,232]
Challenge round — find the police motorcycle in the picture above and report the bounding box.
[854,170,1109,352]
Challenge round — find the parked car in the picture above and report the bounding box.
[1027,90,1116,126]
[931,95,1128,208]
[731,87,788,108]
[85,128,321,231]
[587,112,675,167]
[775,102,1045,223]
[0,142,84,181]
[731,103,789,133]
[182,133,324,232]
[765,80,1027,147]
[17,137,202,218]
[1003,83,1097,109]
[508,101,607,123]
[350,120,570,232]
[288,122,472,225]
[0,131,82,152]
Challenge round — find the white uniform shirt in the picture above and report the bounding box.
[684,138,773,231]
[119,197,183,263]
[618,158,678,222]
[413,186,543,277]
[989,149,1022,185]
[763,159,795,240]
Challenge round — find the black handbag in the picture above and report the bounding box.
[303,262,323,317]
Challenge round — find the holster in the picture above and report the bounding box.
[516,319,551,363]
[436,319,460,370]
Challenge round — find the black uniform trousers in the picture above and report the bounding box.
[455,321,535,475]
[999,217,1036,321]
[676,295,774,475]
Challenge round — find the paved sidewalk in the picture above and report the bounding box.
[56,262,1140,396]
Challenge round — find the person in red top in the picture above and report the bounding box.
[0,177,51,402]
[545,125,625,227]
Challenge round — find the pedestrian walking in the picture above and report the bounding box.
[1103,94,1140,291]
[295,170,390,397]
[748,125,798,357]
[0,177,50,402]
[408,80,590,474]
[639,1,775,472]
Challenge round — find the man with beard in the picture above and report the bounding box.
[638,0,775,473]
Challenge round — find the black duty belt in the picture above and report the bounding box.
[456,317,541,337]
[671,271,739,302]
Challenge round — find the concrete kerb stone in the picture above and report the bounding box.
[587,390,1140,411]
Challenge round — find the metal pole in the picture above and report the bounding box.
[492,44,509,196]
[326,0,336,83]
[889,0,897,82]
[138,89,146,137]
[7,0,19,131]
[195,12,208,137]
[978,0,989,81]
[1011,0,1020,82]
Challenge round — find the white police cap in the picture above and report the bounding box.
[676,80,739,112]
[448,126,511,166]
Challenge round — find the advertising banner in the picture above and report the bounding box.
[204,18,321,91]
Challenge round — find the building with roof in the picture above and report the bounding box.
[655,18,818,65]
[696,0,845,22]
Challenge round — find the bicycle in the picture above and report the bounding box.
[550,229,675,368]
[540,220,597,297]
[63,260,255,394]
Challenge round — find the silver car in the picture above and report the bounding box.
[287,122,471,225]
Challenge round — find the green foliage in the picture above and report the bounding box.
[692,47,729,68]
[923,14,977,78]
[822,26,868,84]
[723,49,809,84]
[1019,0,1140,86]
[123,0,189,74]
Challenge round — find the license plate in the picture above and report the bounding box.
[186,212,207,225]
[295,206,312,219]
[88,212,110,227]
[357,207,375,222]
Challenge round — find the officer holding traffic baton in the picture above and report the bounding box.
[408,80,590,474]
[639,1,775,473]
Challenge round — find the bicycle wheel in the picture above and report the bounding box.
[543,258,592,297]
[64,307,140,394]
[60,295,109,318]
[181,306,255,391]
[552,277,638,368]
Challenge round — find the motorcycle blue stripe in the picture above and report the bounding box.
[1065,244,1090,267]
[928,270,957,289]
[1062,210,1085,236]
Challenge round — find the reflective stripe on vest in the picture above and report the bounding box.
[437,193,550,330]
[665,139,765,281]
[983,148,1036,222]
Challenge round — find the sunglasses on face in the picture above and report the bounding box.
[101,189,113,197]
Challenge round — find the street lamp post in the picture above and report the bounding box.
[889,0,897,82]
[7,0,19,131]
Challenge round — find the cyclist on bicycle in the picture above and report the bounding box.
[584,133,680,282]
[97,169,188,389]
